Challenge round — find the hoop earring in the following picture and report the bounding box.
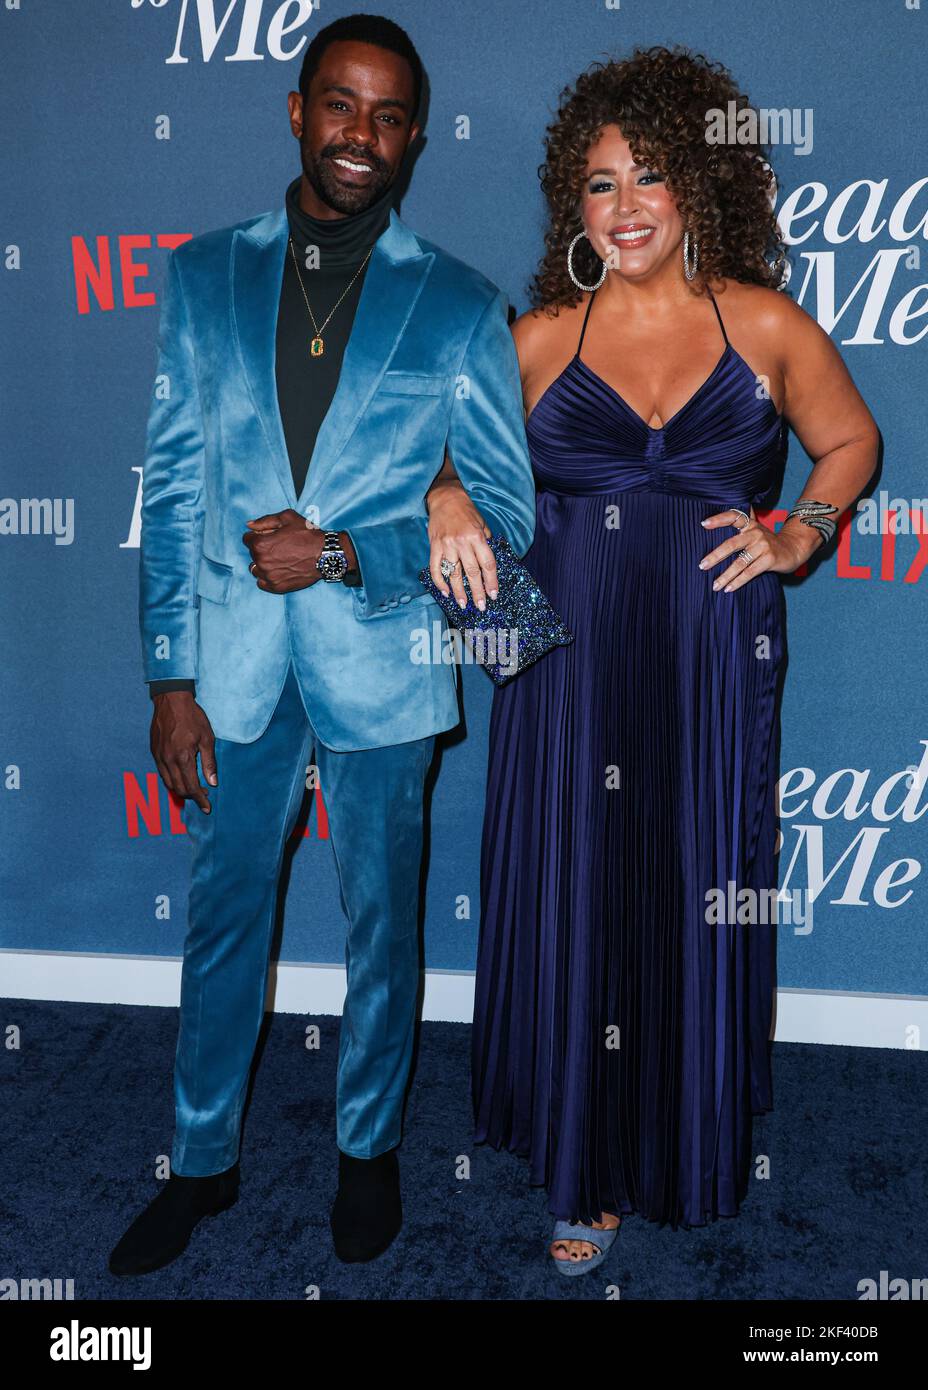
[683,229,699,282]
[567,231,607,292]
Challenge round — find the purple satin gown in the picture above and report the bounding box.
[472,286,788,1230]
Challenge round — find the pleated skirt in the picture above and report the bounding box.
[471,487,784,1229]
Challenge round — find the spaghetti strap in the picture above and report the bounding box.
[577,284,728,366]
[707,287,730,347]
[576,289,597,357]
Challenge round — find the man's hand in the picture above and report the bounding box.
[243,508,358,591]
[150,692,217,815]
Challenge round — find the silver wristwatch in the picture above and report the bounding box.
[316,529,349,582]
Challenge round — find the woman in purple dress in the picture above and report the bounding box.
[429,47,877,1272]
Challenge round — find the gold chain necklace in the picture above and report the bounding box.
[288,237,374,358]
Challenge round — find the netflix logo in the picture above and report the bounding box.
[758,509,928,583]
[71,234,192,315]
[123,771,329,840]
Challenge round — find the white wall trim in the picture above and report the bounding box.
[1,951,926,1048]
[772,987,926,1049]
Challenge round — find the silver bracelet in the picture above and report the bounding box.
[785,499,839,545]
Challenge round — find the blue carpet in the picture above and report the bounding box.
[1,998,925,1300]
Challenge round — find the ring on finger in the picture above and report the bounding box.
[738,548,754,564]
[440,555,460,579]
[732,509,751,531]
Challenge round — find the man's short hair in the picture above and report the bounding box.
[298,13,423,123]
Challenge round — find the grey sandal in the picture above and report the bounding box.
[549,1218,619,1277]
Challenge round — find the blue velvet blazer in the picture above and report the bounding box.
[138,205,536,748]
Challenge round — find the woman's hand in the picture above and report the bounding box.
[699,506,821,592]
[426,457,498,610]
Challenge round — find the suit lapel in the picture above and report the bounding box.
[231,205,433,513]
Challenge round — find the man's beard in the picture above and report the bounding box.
[301,143,393,215]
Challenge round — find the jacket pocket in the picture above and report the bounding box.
[378,371,444,396]
[196,553,233,605]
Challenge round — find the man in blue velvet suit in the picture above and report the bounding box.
[110,13,534,1275]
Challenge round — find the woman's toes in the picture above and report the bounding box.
[552,1227,615,1262]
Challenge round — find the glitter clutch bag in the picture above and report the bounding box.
[417,533,574,685]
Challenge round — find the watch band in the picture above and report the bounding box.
[316,529,350,582]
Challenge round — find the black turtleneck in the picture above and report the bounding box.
[278,172,393,498]
[149,176,394,699]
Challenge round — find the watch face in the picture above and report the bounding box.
[317,549,348,581]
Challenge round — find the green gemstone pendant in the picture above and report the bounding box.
[310,336,324,357]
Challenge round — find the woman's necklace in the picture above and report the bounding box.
[288,236,374,358]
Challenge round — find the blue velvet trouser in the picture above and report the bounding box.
[172,659,436,1176]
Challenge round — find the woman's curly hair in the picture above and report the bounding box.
[530,45,789,311]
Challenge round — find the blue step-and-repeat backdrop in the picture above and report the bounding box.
[2,0,925,1005]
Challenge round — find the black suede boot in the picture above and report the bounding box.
[330,1149,402,1263]
[108,1162,240,1276]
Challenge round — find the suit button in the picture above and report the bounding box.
[399,593,411,604]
